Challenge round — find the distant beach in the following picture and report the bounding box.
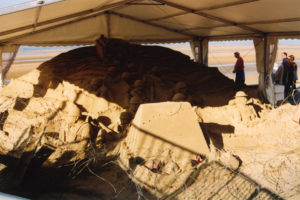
[165,41,300,85]
[7,47,75,79]
[7,40,300,86]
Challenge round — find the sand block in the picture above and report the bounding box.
[127,102,210,159]
[119,102,210,198]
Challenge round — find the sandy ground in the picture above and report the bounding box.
[7,62,40,79]
[7,49,68,80]
[9,42,300,85]
[0,41,299,199]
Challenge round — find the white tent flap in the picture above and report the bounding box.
[0,45,19,86]
[264,36,278,105]
[253,37,265,97]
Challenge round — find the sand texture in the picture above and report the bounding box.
[0,38,298,199]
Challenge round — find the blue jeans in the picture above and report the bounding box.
[235,70,245,87]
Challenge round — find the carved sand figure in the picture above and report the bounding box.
[0,37,298,199]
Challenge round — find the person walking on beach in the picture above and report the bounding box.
[232,52,245,89]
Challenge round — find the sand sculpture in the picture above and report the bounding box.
[118,102,210,198]
[0,37,298,199]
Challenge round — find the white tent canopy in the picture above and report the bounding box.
[0,0,300,104]
[1,0,300,45]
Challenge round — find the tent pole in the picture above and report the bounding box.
[0,48,2,87]
[0,0,135,37]
[110,11,197,38]
[148,0,259,22]
[33,6,42,32]
[153,0,262,34]
[261,35,268,102]
[202,38,209,66]
[199,39,204,64]
[263,35,267,80]
[259,35,278,105]
[189,38,201,64]
[106,13,111,38]
[253,36,266,101]
[189,38,208,66]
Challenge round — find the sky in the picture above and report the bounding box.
[0,0,30,8]
[0,0,63,15]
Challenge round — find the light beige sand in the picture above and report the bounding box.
[8,43,300,85]
[7,62,41,79]
[0,41,299,199]
[7,50,69,79]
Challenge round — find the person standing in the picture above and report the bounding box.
[232,52,245,89]
[282,52,289,64]
[275,52,289,84]
[282,52,291,97]
[288,55,297,91]
[283,55,297,98]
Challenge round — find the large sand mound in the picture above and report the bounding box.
[0,38,298,199]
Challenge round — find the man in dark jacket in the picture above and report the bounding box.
[283,55,297,98]
[282,52,289,64]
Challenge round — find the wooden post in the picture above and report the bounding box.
[106,12,111,38]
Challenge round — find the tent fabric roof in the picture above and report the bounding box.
[1,0,300,46]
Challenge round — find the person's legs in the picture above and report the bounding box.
[284,84,290,98]
[235,70,245,89]
[284,82,295,100]
[241,70,245,86]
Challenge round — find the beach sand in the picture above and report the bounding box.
[0,40,299,199]
[168,43,300,85]
[7,49,70,79]
[7,62,40,79]
[9,43,300,86]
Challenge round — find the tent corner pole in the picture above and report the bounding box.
[190,37,208,66]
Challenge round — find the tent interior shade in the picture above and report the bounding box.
[1,0,300,46]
